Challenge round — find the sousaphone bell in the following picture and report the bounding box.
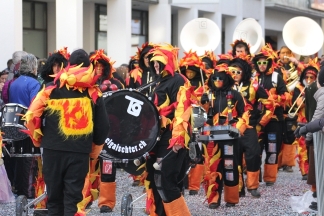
[180,18,221,56]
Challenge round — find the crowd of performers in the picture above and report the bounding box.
[0,39,323,215]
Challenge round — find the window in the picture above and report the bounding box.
[95,5,148,54]
[23,1,47,59]
[131,10,148,55]
[95,4,107,50]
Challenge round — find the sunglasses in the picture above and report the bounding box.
[212,76,223,81]
[257,61,268,65]
[231,70,242,75]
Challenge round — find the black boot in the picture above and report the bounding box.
[225,202,236,207]
[309,202,317,211]
[208,203,220,209]
[100,205,112,213]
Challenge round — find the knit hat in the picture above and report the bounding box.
[318,67,324,87]
[70,49,90,67]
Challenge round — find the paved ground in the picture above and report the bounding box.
[0,161,318,216]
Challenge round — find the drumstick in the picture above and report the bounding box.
[200,69,205,93]
[153,150,173,170]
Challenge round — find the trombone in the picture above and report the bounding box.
[287,86,306,118]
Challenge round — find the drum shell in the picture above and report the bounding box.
[102,90,160,160]
[0,103,28,141]
[192,105,206,129]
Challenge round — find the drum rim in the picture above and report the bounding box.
[192,104,206,112]
[2,103,28,109]
[103,89,161,160]
[1,123,27,129]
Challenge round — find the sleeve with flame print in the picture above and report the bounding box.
[46,97,93,138]
[22,85,56,147]
[169,79,195,149]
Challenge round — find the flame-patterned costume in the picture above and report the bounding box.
[143,44,193,216]
[276,47,304,173]
[127,42,157,95]
[201,62,246,209]
[252,44,289,185]
[86,50,124,213]
[23,49,109,216]
[33,48,70,210]
[229,56,268,197]
[281,59,319,177]
[179,50,207,196]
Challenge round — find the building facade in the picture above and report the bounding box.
[0,0,324,67]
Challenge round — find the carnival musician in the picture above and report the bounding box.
[127,42,157,95]
[252,44,289,186]
[82,50,124,213]
[229,55,268,198]
[179,50,207,196]
[289,59,319,180]
[31,48,70,211]
[276,46,304,173]
[23,49,108,215]
[144,44,192,216]
[200,61,247,209]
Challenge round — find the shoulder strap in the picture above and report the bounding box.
[271,72,278,87]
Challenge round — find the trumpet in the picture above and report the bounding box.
[287,87,305,118]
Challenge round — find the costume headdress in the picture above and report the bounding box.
[149,43,179,76]
[90,49,116,80]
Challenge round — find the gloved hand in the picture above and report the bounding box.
[201,93,209,105]
[294,126,308,138]
[206,118,213,126]
[305,132,313,146]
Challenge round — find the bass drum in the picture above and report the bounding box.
[102,89,160,160]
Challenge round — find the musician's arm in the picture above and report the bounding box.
[169,76,193,149]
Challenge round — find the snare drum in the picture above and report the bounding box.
[0,103,28,141]
[3,139,41,157]
[192,104,207,129]
[102,90,160,160]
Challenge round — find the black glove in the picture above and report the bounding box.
[201,93,209,105]
[294,126,308,138]
[305,132,313,146]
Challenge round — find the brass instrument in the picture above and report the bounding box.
[286,68,299,92]
[180,18,221,56]
[287,87,305,118]
[232,18,264,54]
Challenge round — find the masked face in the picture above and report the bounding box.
[154,61,160,74]
[279,47,292,64]
[235,47,247,56]
[230,66,242,83]
[52,62,61,74]
[213,76,224,88]
[304,71,316,86]
[95,63,104,76]
[185,69,197,80]
[256,57,268,73]
[144,53,150,68]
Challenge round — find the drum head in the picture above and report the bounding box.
[103,90,160,160]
